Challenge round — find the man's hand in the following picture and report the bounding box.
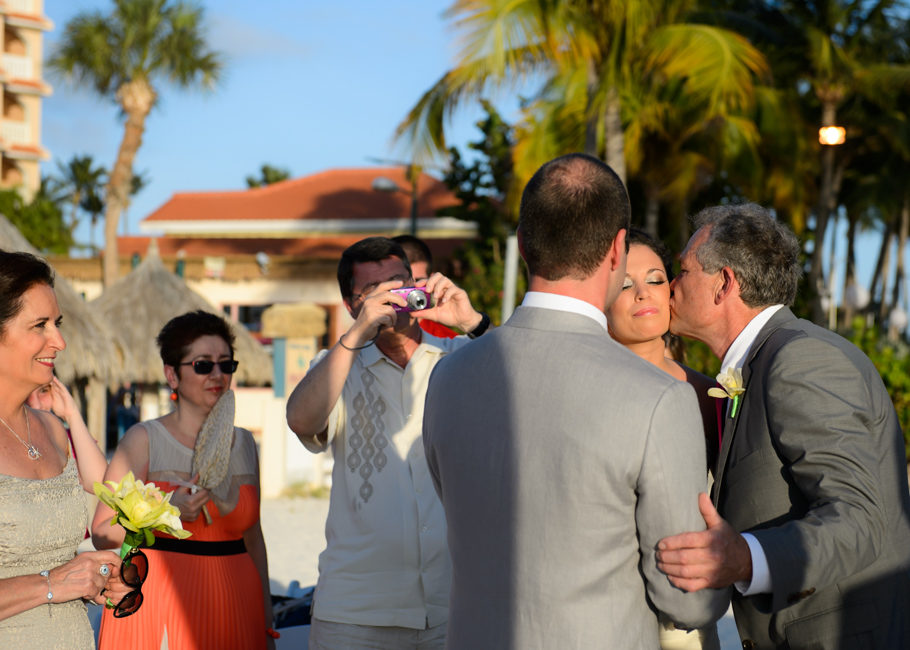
[656,493,753,592]
[413,273,482,333]
[343,279,410,347]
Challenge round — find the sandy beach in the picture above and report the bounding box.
[259,495,741,648]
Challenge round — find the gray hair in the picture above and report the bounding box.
[691,203,802,308]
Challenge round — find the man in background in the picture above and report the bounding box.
[392,234,457,339]
[286,237,490,649]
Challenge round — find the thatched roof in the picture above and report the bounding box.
[261,303,326,339]
[90,249,273,386]
[0,215,130,385]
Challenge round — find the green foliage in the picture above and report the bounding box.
[439,101,526,325]
[246,164,291,188]
[0,182,73,255]
[681,319,910,461]
[847,320,910,461]
[679,337,722,379]
[47,0,222,96]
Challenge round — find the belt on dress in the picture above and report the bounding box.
[151,537,247,556]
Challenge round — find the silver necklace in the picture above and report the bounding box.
[0,410,41,460]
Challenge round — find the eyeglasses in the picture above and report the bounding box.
[178,359,239,375]
[112,548,148,618]
[351,275,413,301]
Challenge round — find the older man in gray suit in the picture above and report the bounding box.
[657,205,910,649]
[423,154,729,649]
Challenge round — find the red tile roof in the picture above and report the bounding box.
[143,167,461,223]
[117,235,466,261]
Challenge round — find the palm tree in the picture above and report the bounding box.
[395,0,767,185]
[48,0,222,288]
[56,154,107,241]
[748,0,910,322]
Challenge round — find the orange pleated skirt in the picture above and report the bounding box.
[98,484,265,650]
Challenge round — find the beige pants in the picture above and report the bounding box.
[309,618,446,650]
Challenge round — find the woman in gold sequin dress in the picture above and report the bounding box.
[0,250,127,650]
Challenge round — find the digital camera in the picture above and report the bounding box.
[390,287,432,313]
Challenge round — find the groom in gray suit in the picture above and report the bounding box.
[658,204,910,649]
[423,154,729,649]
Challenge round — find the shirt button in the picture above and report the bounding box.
[411,451,418,459]
[416,487,423,493]
[407,413,412,419]
[421,526,427,533]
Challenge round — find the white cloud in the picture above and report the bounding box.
[208,13,310,61]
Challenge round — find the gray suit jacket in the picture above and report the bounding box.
[423,306,729,649]
[715,308,910,649]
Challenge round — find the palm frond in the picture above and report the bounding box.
[644,24,769,116]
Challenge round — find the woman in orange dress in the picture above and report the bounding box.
[93,311,275,650]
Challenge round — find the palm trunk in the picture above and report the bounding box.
[879,221,894,323]
[584,60,599,158]
[809,101,838,324]
[604,86,626,185]
[870,219,893,307]
[677,200,692,253]
[644,184,660,236]
[889,195,910,338]
[69,195,80,238]
[103,80,154,288]
[840,211,858,328]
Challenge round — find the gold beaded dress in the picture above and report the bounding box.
[0,457,94,649]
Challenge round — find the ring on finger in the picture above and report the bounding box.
[99,564,110,577]
[105,598,115,609]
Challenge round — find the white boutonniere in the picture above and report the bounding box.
[708,367,745,418]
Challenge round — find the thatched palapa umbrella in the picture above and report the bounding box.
[0,214,130,448]
[91,245,272,387]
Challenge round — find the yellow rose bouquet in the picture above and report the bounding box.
[94,471,192,559]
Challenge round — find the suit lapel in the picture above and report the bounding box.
[712,308,798,507]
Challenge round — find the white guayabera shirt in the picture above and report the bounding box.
[303,332,470,629]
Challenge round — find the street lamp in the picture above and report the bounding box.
[372,166,419,236]
[811,121,847,325]
[819,126,846,145]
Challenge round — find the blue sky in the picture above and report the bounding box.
[42,0,504,238]
[39,1,902,315]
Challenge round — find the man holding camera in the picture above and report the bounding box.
[286,237,489,649]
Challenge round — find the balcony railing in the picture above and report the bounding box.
[5,0,35,14]
[2,121,30,145]
[2,53,33,80]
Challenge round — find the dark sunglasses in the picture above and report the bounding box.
[178,359,239,375]
[113,548,148,618]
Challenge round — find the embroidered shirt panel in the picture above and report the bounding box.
[308,332,470,628]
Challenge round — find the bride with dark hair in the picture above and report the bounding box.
[605,229,720,650]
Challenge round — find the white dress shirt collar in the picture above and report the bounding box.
[520,291,608,331]
[721,304,784,371]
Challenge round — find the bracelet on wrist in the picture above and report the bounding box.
[40,570,53,618]
[467,311,491,339]
[338,327,381,351]
[266,627,281,639]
